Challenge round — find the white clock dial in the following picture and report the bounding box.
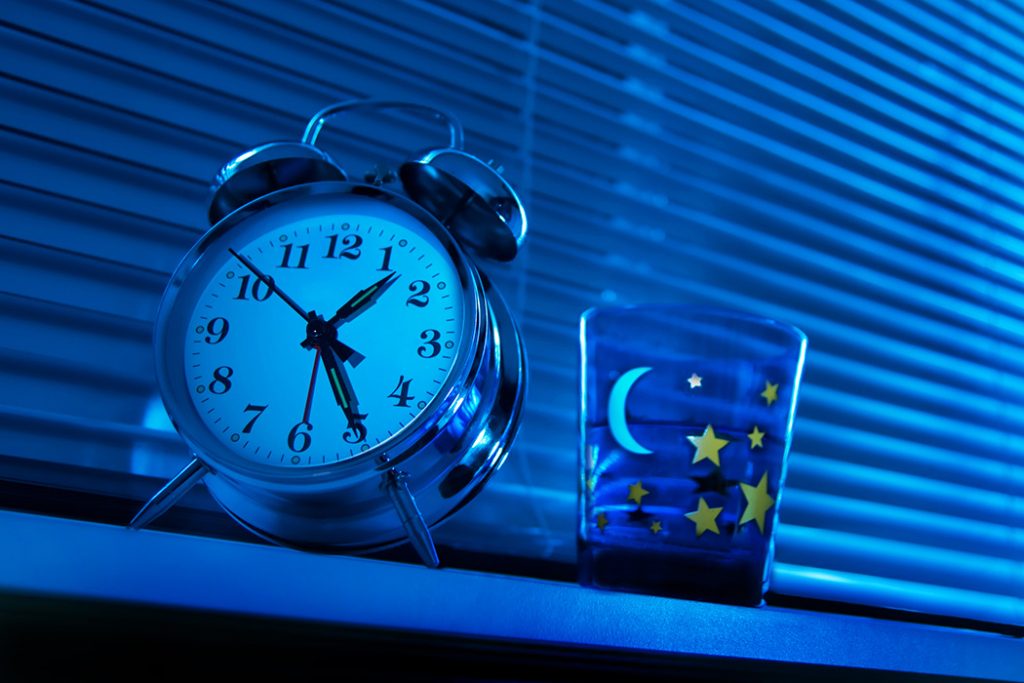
[184,214,464,467]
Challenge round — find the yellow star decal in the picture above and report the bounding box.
[685,497,722,537]
[747,425,765,449]
[687,424,730,466]
[761,381,779,406]
[596,512,609,532]
[687,373,702,389]
[627,481,649,506]
[739,472,775,534]
[650,520,663,534]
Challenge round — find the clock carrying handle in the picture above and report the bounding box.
[302,99,464,150]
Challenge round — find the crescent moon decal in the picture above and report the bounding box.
[608,366,653,455]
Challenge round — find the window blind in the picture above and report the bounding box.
[1,0,1022,629]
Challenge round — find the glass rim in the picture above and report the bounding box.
[581,303,808,346]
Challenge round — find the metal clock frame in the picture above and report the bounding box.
[146,181,526,565]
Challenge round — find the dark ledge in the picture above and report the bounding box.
[0,510,1020,681]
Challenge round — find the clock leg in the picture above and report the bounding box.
[383,470,440,569]
[128,457,209,530]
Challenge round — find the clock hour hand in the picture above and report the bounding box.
[230,247,363,366]
[326,271,401,327]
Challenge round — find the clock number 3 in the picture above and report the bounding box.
[417,329,441,358]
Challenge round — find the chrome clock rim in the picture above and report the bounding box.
[153,181,484,487]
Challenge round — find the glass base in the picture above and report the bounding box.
[579,542,767,606]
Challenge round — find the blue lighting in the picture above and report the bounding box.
[1,1,1024,666]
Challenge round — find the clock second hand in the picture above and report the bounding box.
[228,248,365,366]
[302,346,321,424]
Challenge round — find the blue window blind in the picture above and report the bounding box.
[1,0,1022,630]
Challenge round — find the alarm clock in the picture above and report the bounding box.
[130,100,527,568]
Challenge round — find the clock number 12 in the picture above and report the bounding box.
[325,234,361,260]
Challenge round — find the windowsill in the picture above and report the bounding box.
[0,509,1020,680]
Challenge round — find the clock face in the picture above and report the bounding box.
[171,194,469,469]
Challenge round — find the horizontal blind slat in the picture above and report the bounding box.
[770,562,1024,626]
[774,524,1024,597]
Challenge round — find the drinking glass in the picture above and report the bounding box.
[579,305,807,605]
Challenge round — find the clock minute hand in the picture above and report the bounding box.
[319,338,366,429]
[327,271,401,327]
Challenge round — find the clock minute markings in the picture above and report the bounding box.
[228,247,363,366]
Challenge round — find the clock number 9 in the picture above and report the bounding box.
[209,366,233,394]
[406,280,431,307]
[417,329,441,358]
[288,421,313,453]
[204,317,229,345]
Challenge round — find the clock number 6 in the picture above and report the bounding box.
[288,421,313,452]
